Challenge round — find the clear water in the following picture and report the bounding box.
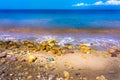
[0,10,120,50]
[0,10,120,28]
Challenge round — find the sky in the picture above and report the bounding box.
[0,0,120,9]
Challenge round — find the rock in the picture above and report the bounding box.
[111,54,117,57]
[1,73,8,77]
[27,55,37,63]
[79,45,91,54]
[6,55,17,61]
[96,75,107,80]
[0,70,3,75]
[37,75,41,79]
[83,77,88,80]
[41,41,48,46]
[48,39,56,47]
[27,75,32,79]
[6,78,12,80]
[19,59,26,62]
[0,52,7,58]
[9,73,14,76]
[0,65,3,70]
[63,71,70,80]
[56,77,64,80]
[21,51,27,55]
[7,51,14,55]
[48,74,56,80]
[108,48,116,54]
[46,57,54,62]
[108,46,118,57]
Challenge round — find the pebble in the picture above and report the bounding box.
[21,51,27,55]
[0,52,7,58]
[56,77,64,80]
[27,75,32,79]
[9,73,14,76]
[96,75,107,80]
[25,72,29,75]
[46,57,54,62]
[27,55,37,63]
[5,55,17,61]
[63,71,70,80]
[1,73,8,77]
[37,75,41,79]
[0,70,3,75]
[0,65,3,70]
[48,74,56,79]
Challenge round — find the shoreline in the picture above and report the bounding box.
[0,27,120,34]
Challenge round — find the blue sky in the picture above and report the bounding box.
[0,0,120,9]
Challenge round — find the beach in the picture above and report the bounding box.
[0,27,120,80]
[0,9,120,80]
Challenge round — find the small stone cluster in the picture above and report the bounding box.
[0,40,120,57]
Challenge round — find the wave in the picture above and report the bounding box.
[0,31,120,50]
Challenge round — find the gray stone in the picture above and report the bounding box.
[6,55,17,61]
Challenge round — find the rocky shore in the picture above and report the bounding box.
[0,39,120,80]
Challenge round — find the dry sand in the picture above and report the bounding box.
[1,51,118,80]
[33,52,120,80]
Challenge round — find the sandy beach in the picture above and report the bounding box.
[0,27,120,80]
[0,50,120,80]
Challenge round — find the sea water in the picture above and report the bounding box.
[0,10,120,49]
[0,9,120,28]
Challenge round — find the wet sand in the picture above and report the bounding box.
[0,27,120,34]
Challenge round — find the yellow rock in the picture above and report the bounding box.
[63,71,70,80]
[7,51,14,55]
[48,39,55,43]
[50,49,57,54]
[45,45,51,52]
[27,43,34,47]
[83,77,88,80]
[41,41,48,46]
[49,43,55,46]
[48,39,55,46]
[68,45,73,49]
[27,55,37,63]
[80,45,91,54]
[96,75,107,80]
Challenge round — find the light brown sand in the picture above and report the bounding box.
[26,51,120,80]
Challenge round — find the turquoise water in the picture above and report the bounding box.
[0,10,120,28]
[0,10,120,49]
